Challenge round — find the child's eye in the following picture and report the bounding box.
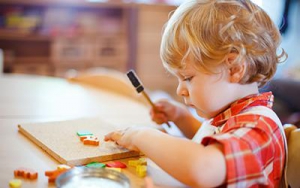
[183,76,193,82]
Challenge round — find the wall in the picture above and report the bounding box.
[278,0,300,78]
[262,0,300,78]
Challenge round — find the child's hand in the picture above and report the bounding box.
[150,99,186,125]
[104,127,153,152]
[144,177,156,188]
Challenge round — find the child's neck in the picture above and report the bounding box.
[236,82,259,99]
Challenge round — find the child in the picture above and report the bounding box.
[105,0,288,187]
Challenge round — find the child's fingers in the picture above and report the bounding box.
[150,105,167,117]
[152,113,168,124]
[153,119,166,125]
[153,104,164,111]
[151,102,166,112]
[144,176,155,188]
[104,131,123,142]
[104,132,113,141]
[150,102,172,124]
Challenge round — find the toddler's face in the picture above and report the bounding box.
[172,61,236,119]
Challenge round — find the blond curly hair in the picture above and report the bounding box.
[160,0,287,87]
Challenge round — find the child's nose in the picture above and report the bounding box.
[176,83,189,97]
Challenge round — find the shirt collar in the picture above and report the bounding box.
[211,92,274,127]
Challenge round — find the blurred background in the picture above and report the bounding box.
[0,0,299,125]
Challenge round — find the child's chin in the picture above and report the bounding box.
[196,110,210,119]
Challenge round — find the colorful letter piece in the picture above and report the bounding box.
[14,167,38,180]
[128,157,148,177]
[79,136,87,141]
[136,165,147,178]
[79,135,96,142]
[106,161,127,168]
[128,157,147,167]
[86,162,106,168]
[45,169,68,183]
[45,165,72,183]
[77,130,93,137]
[82,135,99,146]
[77,131,100,146]
[9,179,22,188]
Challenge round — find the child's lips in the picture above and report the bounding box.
[188,104,195,108]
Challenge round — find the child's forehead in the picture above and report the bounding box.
[167,62,196,74]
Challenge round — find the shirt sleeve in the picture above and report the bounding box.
[201,119,278,187]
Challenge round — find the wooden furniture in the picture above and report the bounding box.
[68,67,148,105]
[0,0,178,97]
[135,4,178,97]
[0,0,130,76]
[283,124,300,188]
[0,73,157,188]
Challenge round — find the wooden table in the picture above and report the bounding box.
[0,74,156,188]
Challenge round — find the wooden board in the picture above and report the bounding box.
[18,117,140,166]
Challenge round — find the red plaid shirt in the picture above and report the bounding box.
[202,92,285,188]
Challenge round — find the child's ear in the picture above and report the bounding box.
[225,53,246,83]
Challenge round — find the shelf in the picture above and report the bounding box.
[0,0,177,7]
[0,30,51,42]
[14,57,52,64]
[0,0,177,96]
[0,0,133,9]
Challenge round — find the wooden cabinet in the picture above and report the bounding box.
[135,4,178,98]
[0,0,130,76]
[0,0,178,97]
